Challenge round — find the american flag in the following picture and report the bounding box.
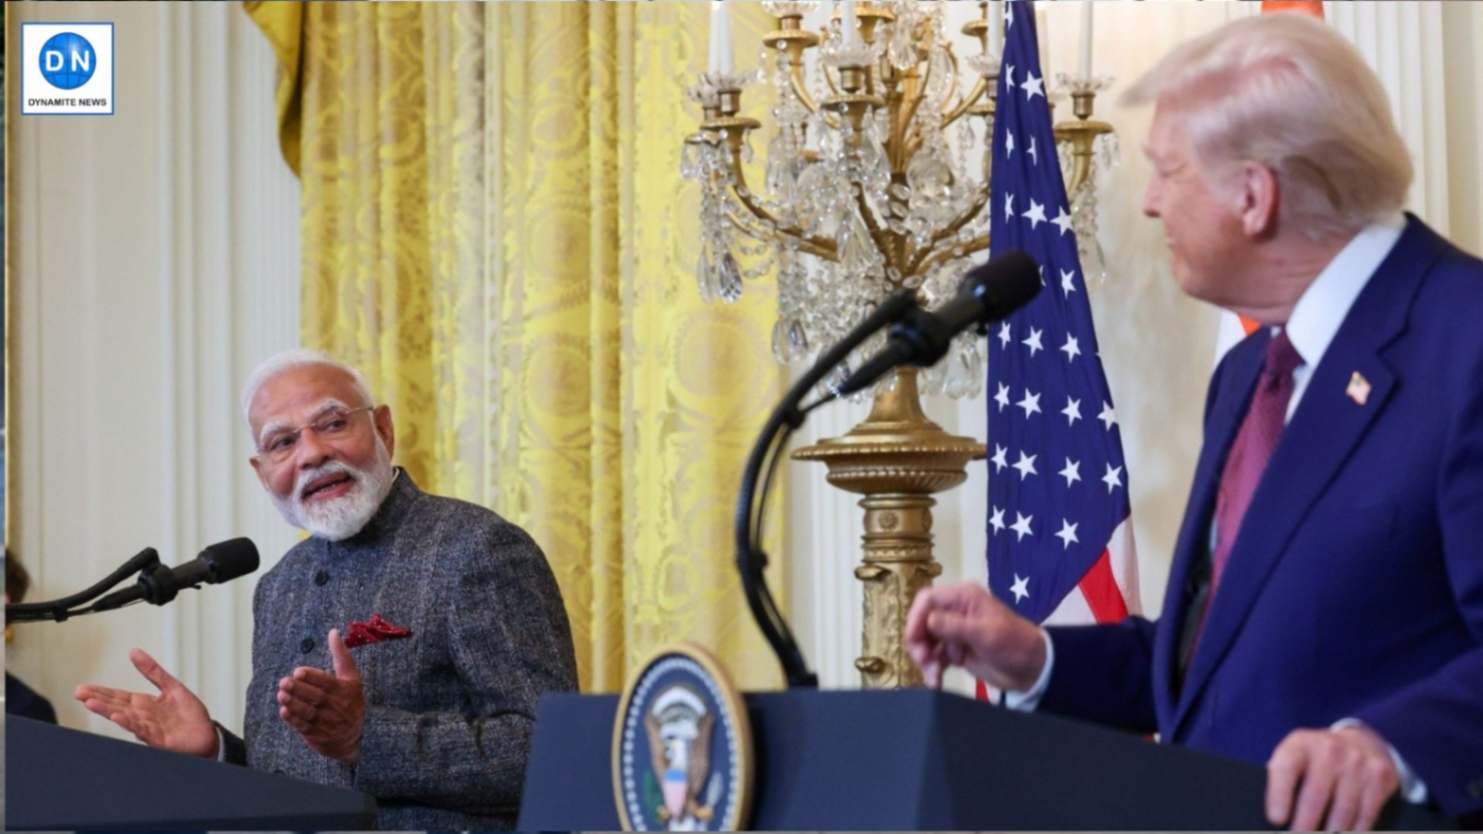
[985,0,1139,631]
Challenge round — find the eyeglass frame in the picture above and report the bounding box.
[254,404,378,464]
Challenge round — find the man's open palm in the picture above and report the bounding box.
[74,648,218,758]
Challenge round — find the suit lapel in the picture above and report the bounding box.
[1170,216,1444,734]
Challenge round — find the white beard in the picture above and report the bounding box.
[270,436,396,542]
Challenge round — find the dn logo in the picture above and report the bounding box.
[39,32,96,90]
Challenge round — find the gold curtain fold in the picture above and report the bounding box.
[245,1,788,692]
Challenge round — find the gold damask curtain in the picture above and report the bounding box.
[245,2,787,692]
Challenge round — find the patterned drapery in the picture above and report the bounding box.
[245,1,788,692]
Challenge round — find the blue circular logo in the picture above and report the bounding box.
[39,32,97,90]
[613,645,753,831]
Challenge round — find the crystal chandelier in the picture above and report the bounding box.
[681,0,1002,399]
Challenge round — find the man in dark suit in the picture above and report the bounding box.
[905,13,1483,831]
[75,351,579,830]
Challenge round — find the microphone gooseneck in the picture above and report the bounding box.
[95,537,260,610]
[5,538,261,623]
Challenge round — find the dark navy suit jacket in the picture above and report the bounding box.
[1040,215,1483,818]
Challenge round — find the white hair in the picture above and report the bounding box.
[1123,13,1413,240]
[239,349,375,429]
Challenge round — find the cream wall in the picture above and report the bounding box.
[7,2,300,734]
[788,0,1483,691]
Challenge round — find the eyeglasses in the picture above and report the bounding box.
[257,406,375,464]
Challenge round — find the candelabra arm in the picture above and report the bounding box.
[906,185,991,275]
[724,207,771,240]
[913,234,990,278]
[892,64,937,167]
[934,45,963,116]
[726,207,836,261]
[1054,84,1115,198]
[788,60,845,133]
[1068,153,1092,197]
[727,156,839,259]
[787,61,820,116]
[1053,118,1113,198]
[896,77,927,155]
[941,74,988,128]
[902,134,926,164]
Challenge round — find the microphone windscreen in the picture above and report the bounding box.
[199,537,260,583]
[961,249,1041,319]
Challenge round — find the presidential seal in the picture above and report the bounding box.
[612,643,753,831]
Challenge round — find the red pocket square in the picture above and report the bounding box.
[344,613,413,648]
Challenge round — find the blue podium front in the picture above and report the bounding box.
[7,717,376,830]
[518,688,1451,830]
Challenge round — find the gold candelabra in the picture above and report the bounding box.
[684,1,1115,688]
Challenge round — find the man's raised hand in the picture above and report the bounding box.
[74,648,219,757]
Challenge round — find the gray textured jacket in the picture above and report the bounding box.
[222,471,578,830]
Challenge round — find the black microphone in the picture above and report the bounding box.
[93,538,260,610]
[837,250,1042,395]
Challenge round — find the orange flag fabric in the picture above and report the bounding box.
[1260,1,1325,17]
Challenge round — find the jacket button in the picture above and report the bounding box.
[300,637,315,654]
[314,570,330,586]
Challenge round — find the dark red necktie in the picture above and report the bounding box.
[1182,329,1303,671]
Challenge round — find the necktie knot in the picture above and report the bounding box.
[1264,329,1303,381]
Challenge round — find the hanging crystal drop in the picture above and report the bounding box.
[889,13,916,71]
[680,140,701,180]
[839,210,876,276]
[765,135,795,203]
[697,249,716,302]
[787,317,808,357]
[771,317,792,362]
[942,342,972,399]
[718,251,744,302]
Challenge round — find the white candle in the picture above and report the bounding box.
[709,1,733,75]
[1078,1,1094,80]
[987,1,1002,54]
[842,0,861,48]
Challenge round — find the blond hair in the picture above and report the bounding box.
[1124,13,1412,239]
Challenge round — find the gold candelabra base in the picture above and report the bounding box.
[793,367,986,688]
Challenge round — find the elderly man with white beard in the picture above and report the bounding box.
[75,351,579,830]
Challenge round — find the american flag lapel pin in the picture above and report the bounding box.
[1346,371,1371,406]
